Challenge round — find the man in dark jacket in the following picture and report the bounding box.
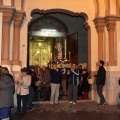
[50,64,63,105]
[96,60,106,106]
[41,66,51,100]
[68,64,79,105]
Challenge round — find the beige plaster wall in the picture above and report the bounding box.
[109,0,116,15]
[3,0,11,6]
[14,0,22,10]
[98,0,106,17]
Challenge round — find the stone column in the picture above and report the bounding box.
[105,18,117,66]
[2,11,13,65]
[12,11,25,65]
[94,18,105,61]
[11,0,14,6]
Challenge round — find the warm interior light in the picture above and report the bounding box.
[41,29,57,32]
[39,43,41,46]
[31,29,65,37]
[36,50,39,53]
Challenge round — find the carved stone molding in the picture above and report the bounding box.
[14,20,22,28]
[12,60,21,65]
[14,11,26,21]
[3,16,12,25]
[107,61,117,66]
[95,25,104,33]
[106,23,116,32]
[14,11,25,28]
[3,11,13,25]
[93,18,105,33]
[1,60,11,65]
[105,17,116,32]
[84,22,90,30]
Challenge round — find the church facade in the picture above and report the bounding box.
[0,0,120,105]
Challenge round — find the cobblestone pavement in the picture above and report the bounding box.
[11,100,120,120]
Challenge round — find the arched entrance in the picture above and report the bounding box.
[27,9,89,68]
[27,9,90,101]
[28,15,68,67]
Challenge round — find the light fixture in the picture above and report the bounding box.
[31,29,65,37]
[41,29,57,32]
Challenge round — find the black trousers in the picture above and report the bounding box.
[97,85,106,104]
[43,86,51,100]
[17,94,28,113]
[68,84,77,102]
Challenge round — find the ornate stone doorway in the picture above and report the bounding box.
[28,15,68,67]
[28,9,89,68]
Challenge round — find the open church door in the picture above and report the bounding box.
[66,32,78,64]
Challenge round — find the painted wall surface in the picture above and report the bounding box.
[3,0,11,6]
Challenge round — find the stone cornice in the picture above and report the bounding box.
[95,25,104,33]
[106,23,116,32]
[93,17,105,25]
[104,15,120,21]
[93,17,105,33]
[3,10,13,25]
[14,11,26,28]
[84,22,90,30]
[0,6,16,12]
[14,11,26,21]
[14,20,22,28]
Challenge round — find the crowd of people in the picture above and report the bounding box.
[0,60,107,119]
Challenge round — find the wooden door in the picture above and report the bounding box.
[66,32,78,64]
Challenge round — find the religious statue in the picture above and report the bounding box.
[55,40,62,59]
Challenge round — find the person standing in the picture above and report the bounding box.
[81,69,89,99]
[78,65,83,98]
[61,67,69,95]
[16,67,31,114]
[68,64,79,105]
[50,64,62,105]
[96,60,106,106]
[41,66,51,100]
[0,67,15,120]
[27,67,38,110]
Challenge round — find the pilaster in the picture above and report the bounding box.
[1,10,13,65]
[93,18,105,62]
[105,17,117,66]
[12,11,25,65]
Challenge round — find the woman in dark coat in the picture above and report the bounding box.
[0,67,15,120]
[81,69,89,99]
